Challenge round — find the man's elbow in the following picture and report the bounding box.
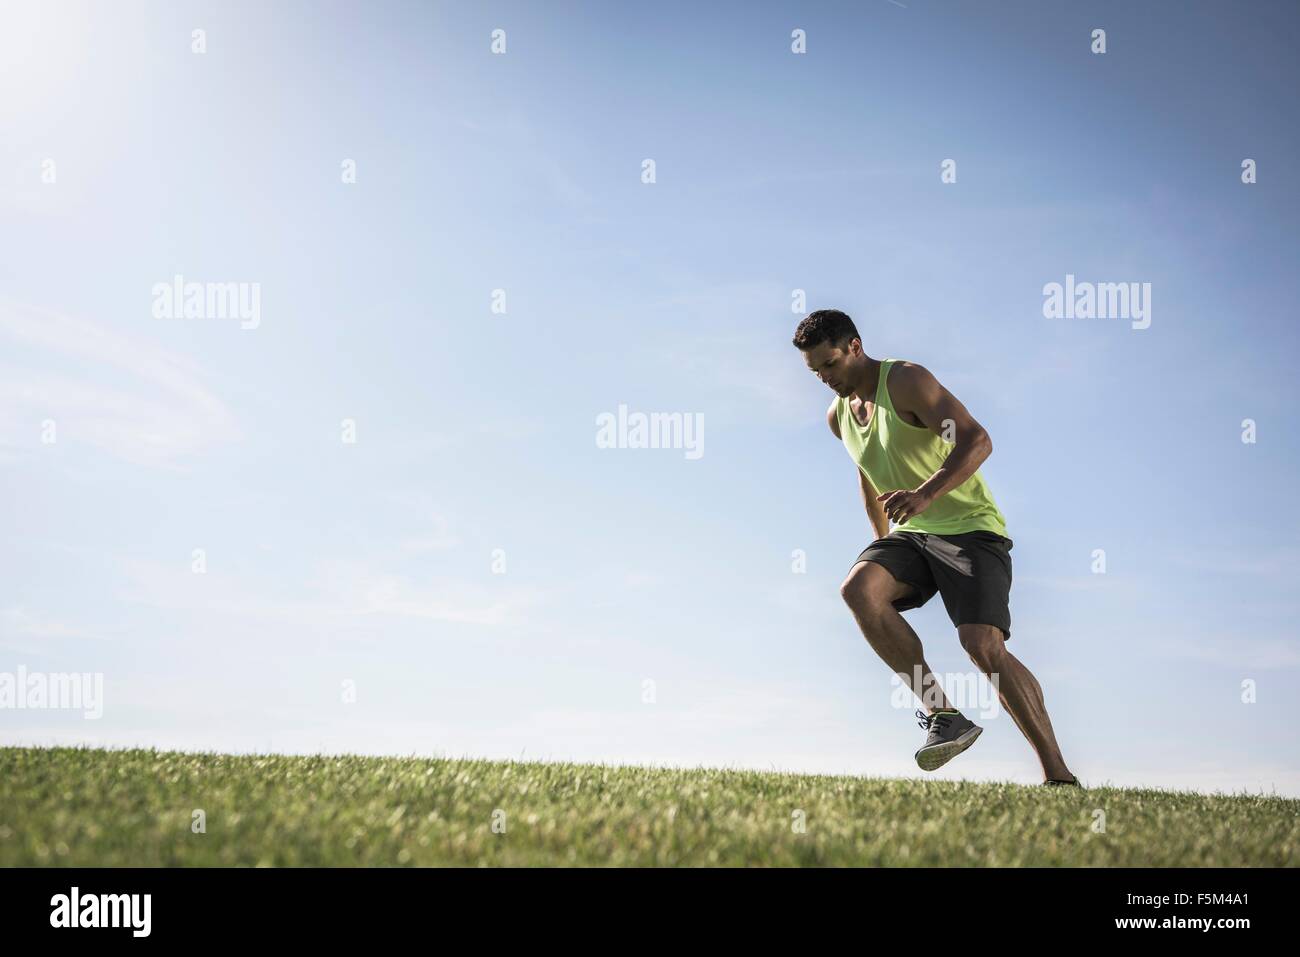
[959,427,992,463]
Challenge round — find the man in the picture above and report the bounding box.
[792,309,1078,786]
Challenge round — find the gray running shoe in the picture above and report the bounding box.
[914,708,982,771]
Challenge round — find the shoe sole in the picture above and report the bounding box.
[915,725,983,771]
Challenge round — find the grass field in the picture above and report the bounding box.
[1,746,1296,866]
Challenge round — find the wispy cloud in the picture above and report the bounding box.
[1015,573,1141,595]
[0,606,108,656]
[389,494,462,553]
[1156,634,1300,671]
[1,606,105,641]
[0,300,240,467]
[113,555,545,631]
[1166,546,1300,586]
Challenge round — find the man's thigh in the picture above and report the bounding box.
[845,533,938,612]
[922,531,1014,639]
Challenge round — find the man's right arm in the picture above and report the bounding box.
[828,401,890,539]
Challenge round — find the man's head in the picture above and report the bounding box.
[793,309,866,398]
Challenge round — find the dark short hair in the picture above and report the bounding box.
[792,309,860,351]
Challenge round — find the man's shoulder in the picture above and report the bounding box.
[885,359,929,381]
[881,360,949,428]
[884,360,938,399]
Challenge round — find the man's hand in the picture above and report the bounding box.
[876,488,934,526]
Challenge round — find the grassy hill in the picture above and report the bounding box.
[1,746,1296,866]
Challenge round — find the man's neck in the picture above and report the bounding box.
[853,357,882,403]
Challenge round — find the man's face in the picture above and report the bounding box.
[803,340,858,397]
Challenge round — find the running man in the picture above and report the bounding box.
[792,309,1078,786]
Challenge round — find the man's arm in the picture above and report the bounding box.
[827,400,841,439]
[859,469,891,539]
[828,401,890,538]
[875,363,994,526]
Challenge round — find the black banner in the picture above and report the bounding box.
[0,866,1281,942]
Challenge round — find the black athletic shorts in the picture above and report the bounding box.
[852,530,1014,640]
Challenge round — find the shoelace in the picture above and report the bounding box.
[915,709,953,733]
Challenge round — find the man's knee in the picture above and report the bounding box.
[959,624,1006,669]
[840,562,900,620]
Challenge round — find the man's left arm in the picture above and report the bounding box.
[875,363,994,526]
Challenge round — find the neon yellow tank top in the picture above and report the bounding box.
[836,359,1008,537]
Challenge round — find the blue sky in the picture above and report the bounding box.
[2,0,1298,796]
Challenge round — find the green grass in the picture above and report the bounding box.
[1,746,1296,866]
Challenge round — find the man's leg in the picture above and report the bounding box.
[957,624,1073,781]
[841,560,954,713]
